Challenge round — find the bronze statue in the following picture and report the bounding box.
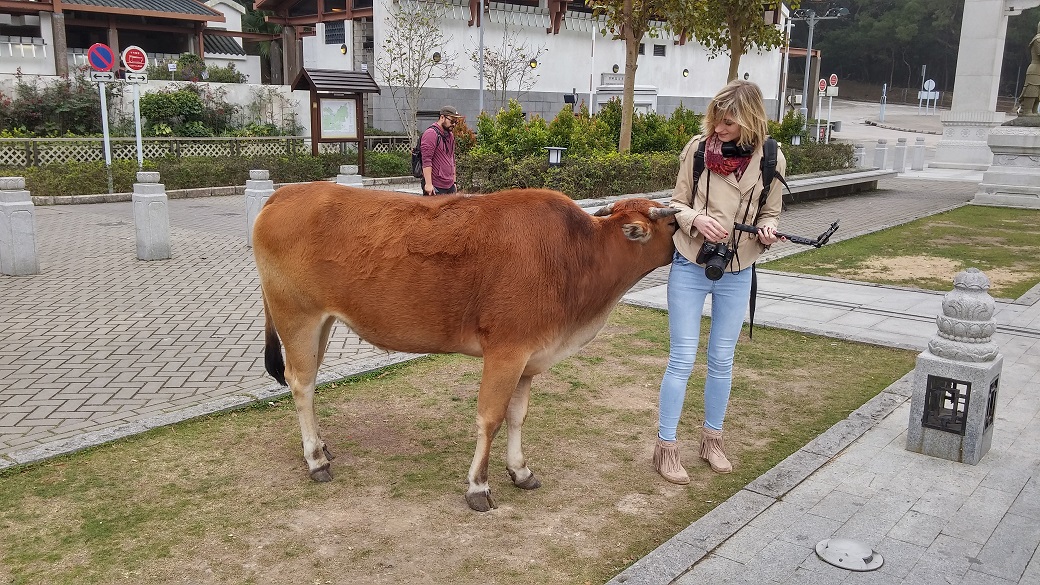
[1019,20,1040,116]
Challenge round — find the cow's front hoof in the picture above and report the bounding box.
[465,490,497,512]
[309,463,333,482]
[508,468,541,490]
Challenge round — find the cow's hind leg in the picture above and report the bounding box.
[282,314,334,482]
[314,316,336,461]
[505,374,540,490]
[466,350,528,512]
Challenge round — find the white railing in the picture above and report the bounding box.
[0,135,411,167]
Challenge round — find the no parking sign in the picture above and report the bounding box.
[87,43,115,72]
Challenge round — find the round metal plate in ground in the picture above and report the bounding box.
[815,538,884,571]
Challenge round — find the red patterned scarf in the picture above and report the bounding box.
[704,134,752,181]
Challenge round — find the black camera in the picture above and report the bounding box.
[695,241,734,281]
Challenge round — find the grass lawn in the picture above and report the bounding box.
[762,204,1040,300]
[0,305,917,585]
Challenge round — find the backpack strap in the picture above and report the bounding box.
[691,138,707,194]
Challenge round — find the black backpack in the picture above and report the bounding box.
[691,137,789,339]
[411,125,446,179]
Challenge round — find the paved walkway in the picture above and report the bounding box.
[1,112,1037,584]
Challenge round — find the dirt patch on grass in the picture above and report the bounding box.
[833,255,1028,292]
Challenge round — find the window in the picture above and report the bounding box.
[653,44,666,57]
[325,20,345,45]
[638,43,644,55]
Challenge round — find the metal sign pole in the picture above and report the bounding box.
[99,81,113,194]
[826,95,833,144]
[816,92,823,142]
[133,83,144,169]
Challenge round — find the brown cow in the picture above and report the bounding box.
[252,184,678,511]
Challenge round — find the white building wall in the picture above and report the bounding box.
[365,0,783,133]
[0,12,56,76]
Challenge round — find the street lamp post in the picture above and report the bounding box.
[791,6,849,128]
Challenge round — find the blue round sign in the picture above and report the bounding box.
[87,43,115,72]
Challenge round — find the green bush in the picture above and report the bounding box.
[783,142,855,175]
[364,151,410,177]
[205,63,248,84]
[177,53,206,82]
[458,150,679,199]
[140,87,205,131]
[2,71,108,137]
[768,110,809,145]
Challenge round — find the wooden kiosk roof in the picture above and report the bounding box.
[290,68,381,95]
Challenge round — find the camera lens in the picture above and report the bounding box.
[704,262,725,281]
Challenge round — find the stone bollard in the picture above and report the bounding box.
[892,137,908,173]
[853,143,866,168]
[911,137,926,171]
[336,164,363,188]
[873,139,888,170]
[132,171,171,261]
[0,176,40,276]
[906,268,1003,465]
[244,169,275,248]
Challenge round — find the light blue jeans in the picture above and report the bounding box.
[658,250,752,441]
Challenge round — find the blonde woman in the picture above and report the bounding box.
[653,80,786,484]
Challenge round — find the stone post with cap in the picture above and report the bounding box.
[336,164,363,188]
[906,268,1003,465]
[132,171,171,261]
[873,139,888,170]
[911,137,926,171]
[892,137,908,172]
[0,176,40,276]
[244,169,275,247]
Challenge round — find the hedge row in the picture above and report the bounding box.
[457,141,855,198]
[4,141,853,199]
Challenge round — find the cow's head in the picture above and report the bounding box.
[593,198,678,266]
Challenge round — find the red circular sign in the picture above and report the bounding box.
[829,74,838,87]
[122,46,148,72]
[819,79,827,92]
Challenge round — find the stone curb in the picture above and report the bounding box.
[864,120,942,135]
[605,372,915,585]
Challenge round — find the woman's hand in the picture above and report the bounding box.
[693,214,729,243]
[757,226,783,245]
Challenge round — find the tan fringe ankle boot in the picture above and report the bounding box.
[653,438,690,485]
[700,427,733,474]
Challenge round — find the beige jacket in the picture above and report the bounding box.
[670,134,786,272]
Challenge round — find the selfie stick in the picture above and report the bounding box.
[733,221,840,248]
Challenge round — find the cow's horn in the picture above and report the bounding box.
[649,207,680,220]
[593,203,615,217]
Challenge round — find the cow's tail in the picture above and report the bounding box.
[262,293,288,386]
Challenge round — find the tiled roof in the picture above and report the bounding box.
[61,0,222,17]
[203,34,245,56]
[291,68,381,94]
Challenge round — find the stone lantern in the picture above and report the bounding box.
[906,268,1002,465]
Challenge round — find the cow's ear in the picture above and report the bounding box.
[622,221,651,243]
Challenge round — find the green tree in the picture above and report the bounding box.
[680,0,791,82]
[589,0,684,153]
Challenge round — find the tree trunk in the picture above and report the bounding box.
[619,0,638,153]
[727,19,742,82]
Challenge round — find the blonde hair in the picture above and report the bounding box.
[702,80,769,149]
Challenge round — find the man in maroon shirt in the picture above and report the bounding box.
[421,106,460,195]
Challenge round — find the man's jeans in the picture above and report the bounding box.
[658,251,752,441]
